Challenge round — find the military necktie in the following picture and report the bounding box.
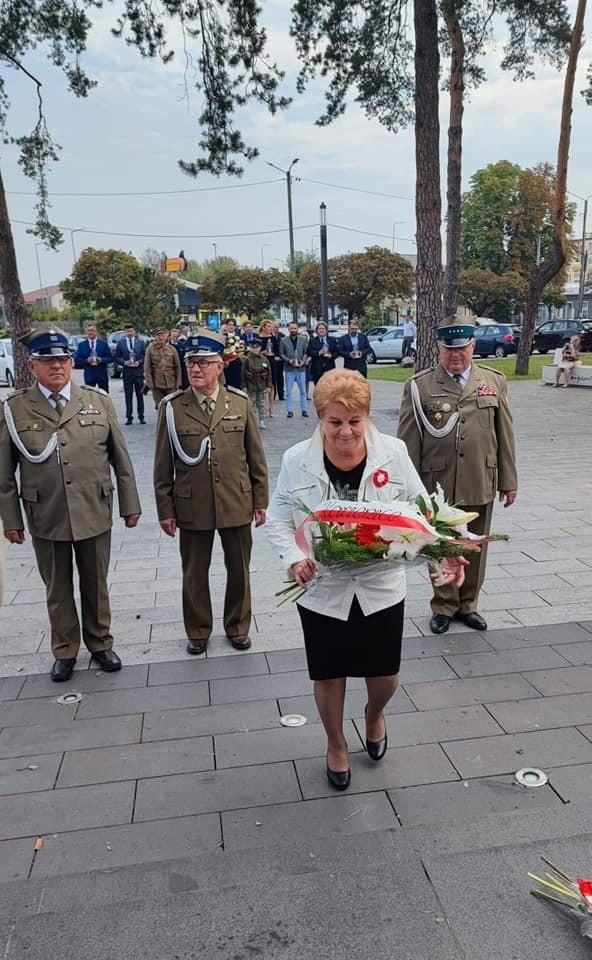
[50,392,65,415]
[453,373,462,386]
[202,396,215,418]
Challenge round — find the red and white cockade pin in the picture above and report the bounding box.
[372,469,389,488]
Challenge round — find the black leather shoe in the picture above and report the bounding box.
[430,614,451,635]
[457,611,488,631]
[365,704,388,761]
[186,639,208,655]
[326,766,351,791]
[301,411,309,417]
[126,419,133,425]
[50,658,76,682]
[287,411,294,418]
[139,419,146,424]
[91,650,122,672]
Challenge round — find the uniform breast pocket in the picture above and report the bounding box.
[222,421,245,444]
[16,423,48,454]
[476,395,498,428]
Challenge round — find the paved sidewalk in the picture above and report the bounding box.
[1,375,592,959]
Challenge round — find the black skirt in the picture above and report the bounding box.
[297,596,404,681]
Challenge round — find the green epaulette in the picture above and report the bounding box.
[475,363,505,377]
[3,388,28,402]
[410,366,435,380]
[162,389,184,403]
[84,384,109,396]
[226,385,248,398]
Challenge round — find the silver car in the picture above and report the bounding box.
[368,327,416,363]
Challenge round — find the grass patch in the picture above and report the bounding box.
[368,353,589,383]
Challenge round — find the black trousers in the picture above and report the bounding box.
[123,374,145,421]
[272,359,284,399]
[84,371,109,392]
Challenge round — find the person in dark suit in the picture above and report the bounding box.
[307,321,338,384]
[74,323,112,391]
[338,320,372,378]
[114,323,146,424]
[169,328,189,390]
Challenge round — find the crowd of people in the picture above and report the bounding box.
[0,316,517,792]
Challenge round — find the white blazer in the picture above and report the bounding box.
[266,423,428,621]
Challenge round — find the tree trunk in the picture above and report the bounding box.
[414,0,442,371]
[0,164,33,388]
[515,0,587,375]
[443,6,465,319]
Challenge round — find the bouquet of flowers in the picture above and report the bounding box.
[276,483,507,605]
[223,333,244,363]
[529,858,592,939]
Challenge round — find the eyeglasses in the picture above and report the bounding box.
[186,358,221,368]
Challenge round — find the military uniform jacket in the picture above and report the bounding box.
[144,343,181,391]
[0,384,142,541]
[243,354,270,392]
[397,363,518,506]
[153,386,269,530]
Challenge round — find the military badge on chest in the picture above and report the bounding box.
[427,398,453,423]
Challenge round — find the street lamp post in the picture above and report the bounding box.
[34,243,46,309]
[266,158,299,321]
[69,228,85,266]
[260,243,271,269]
[320,203,329,326]
[212,242,218,261]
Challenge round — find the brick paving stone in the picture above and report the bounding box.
[0,753,62,796]
[0,839,34,882]
[404,675,541,711]
[278,686,417,721]
[30,814,222,878]
[141,699,280,742]
[57,736,214,787]
[0,677,24,702]
[443,647,570,678]
[75,681,209,719]
[210,670,314,704]
[486,692,592,733]
[401,634,492,659]
[367,704,504,748]
[398,657,458,683]
[0,781,135,840]
[266,649,307,673]
[0,696,78,729]
[0,715,142,759]
[134,762,301,820]
[214,720,361,769]
[441,727,592,779]
[388,776,562,827]
[222,792,398,850]
[523,665,592,696]
[548,763,592,802]
[474,622,592,650]
[147,653,269,686]
[550,640,592,665]
[296,743,459,799]
[18,664,149,699]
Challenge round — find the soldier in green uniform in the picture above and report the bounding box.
[153,331,268,654]
[397,318,518,634]
[0,326,142,681]
[144,327,182,408]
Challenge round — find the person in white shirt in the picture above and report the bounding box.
[266,369,466,792]
[402,317,416,358]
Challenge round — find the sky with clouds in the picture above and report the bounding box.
[3,0,592,294]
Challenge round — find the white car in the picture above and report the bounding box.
[368,327,416,363]
[0,338,15,387]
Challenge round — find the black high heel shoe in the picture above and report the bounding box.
[326,766,351,791]
[364,704,388,762]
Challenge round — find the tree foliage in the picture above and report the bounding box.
[200,267,301,320]
[460,161,575,311]
[60,248,180,332]
[458,268,527,319]
[184,256,240,285]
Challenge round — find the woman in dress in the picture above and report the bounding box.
[554,335,581,388]
[266,369,466,790]
[307,321,337,384]
[258,319,277,417]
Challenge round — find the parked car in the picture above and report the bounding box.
[473,323,519,358]
[0,338,15,387]
[533,319,592,354]
[365,325,397,339]
[368,327,416,363]
[108,330,126,378]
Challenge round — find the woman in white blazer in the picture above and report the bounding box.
[266,369,465,791]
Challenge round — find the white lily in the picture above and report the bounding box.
[431,483,479,527]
